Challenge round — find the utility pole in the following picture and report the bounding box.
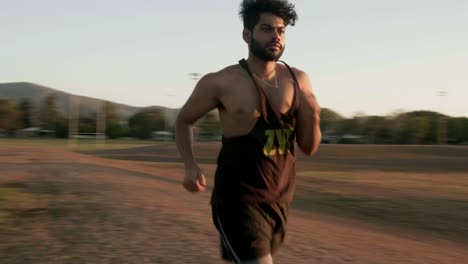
[96,101,106,146]
[68,95,79,146]
[164,94,175,132]
[437,91,448,145]
[188,72,203,141]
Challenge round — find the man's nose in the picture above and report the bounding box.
[272,30,282,40]
[272,32,280,41]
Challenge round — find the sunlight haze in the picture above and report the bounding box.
[1,0,467,117]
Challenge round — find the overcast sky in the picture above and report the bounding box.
[1,0,467,117]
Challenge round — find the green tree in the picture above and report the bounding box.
[0,98,20,134]
[336,117,361,136]
[39,94,61,133]
[447,117,468,144]
[55,116,69,138]
[360,116,392,144]
[391,111,441,144]
[197,111,221,139]
[320,108,343,133]
[79,114,97,133]
[17,98,33,128]
[391,113,412,144]
[410,116,430,144]
[461,118,468,143]
[128,108,166,139]
[102,102,122,138]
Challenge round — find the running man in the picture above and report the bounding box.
[176,0,321,263]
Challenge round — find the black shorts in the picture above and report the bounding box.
[211,201,289,262]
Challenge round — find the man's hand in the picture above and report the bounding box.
[183,164,207,193]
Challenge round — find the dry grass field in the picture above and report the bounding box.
[1,139,467,263]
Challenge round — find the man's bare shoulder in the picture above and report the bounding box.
[288,66,308,80]
[193,64,244,98]
[207,64,244,83]
[287,66,313,91]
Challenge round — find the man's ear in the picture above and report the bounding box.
[242,28,251,44]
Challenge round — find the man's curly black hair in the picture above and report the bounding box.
[239,0,298,31]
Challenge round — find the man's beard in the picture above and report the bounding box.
[250,36,285,62]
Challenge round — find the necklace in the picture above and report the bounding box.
[252,68,278,88]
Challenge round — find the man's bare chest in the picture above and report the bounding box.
[219,79,295,118]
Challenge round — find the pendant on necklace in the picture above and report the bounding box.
[253,72,278,88]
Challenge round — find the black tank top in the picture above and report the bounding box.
[211,59,300,204]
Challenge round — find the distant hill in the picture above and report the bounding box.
[0,82,179,124]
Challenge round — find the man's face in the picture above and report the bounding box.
[248,13,286,61]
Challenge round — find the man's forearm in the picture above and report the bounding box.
[296,87,322,155]
[296,112,321,155]
[175,118,197,167]
[309,113,322,152]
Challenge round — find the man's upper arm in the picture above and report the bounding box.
[294,69,314,95]
[295,68,319,112]
[177,73,221,125]
[295,68,317,127]
[294,68,321,154]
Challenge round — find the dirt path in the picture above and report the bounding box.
[1,146,467,264]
